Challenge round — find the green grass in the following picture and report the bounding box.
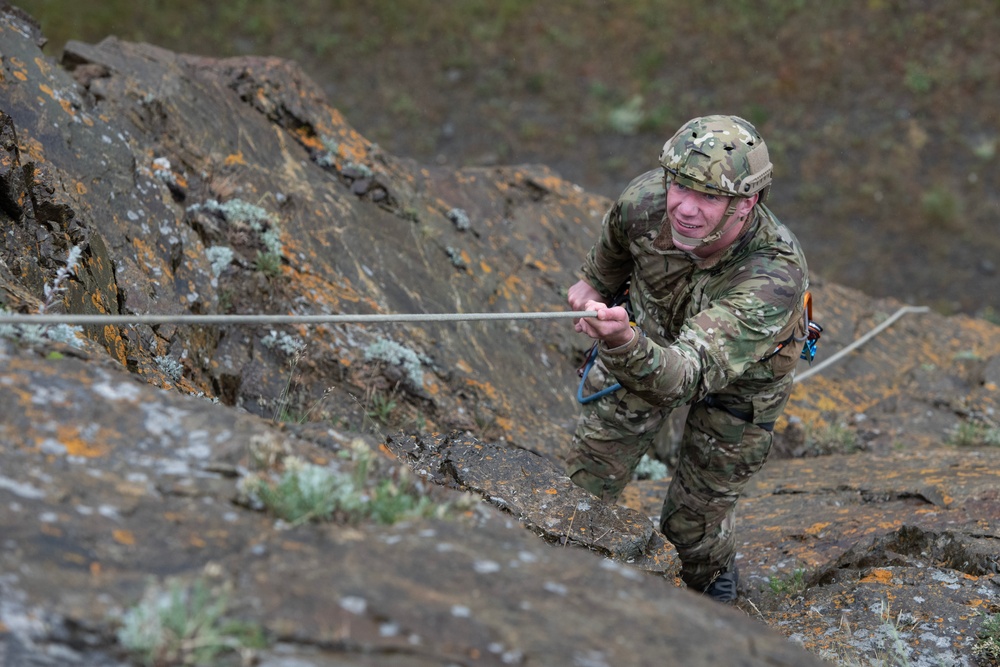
[240,439,468,526]
[826,597,916,667]
[365,391,397,425]
[767,568,807,597]
[801,420,860,456]
[948,421,1000,448]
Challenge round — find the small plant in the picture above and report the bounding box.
[767,568,807,597]
[190,198,284,276]
[240,439,468,526]
[823,596,921,667]
[366,470,441,525]
[0,246,85,349]
[261,330,305,356]
[40,245,83,313]
[242,455,346,524]
[254,249,283,277]
[948,420,1000,447]
[801,420,859,456]
[920,186,961,228]
[117,577,266,666]
[979,306,1000,325]
[973,613,1000,666]
[608,94,645,135]
[366,391,398,425]
[270,347,304,422]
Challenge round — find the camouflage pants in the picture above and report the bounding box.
[565,357,789,591]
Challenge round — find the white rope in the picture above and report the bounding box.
[2,305,931,383]
[794,305,930,383]
[0,311,598,326]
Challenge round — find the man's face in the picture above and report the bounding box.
[665,180,730,242]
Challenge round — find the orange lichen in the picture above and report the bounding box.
[464,378,499,401]
[113,529,136,546]
[860,568,893,584]
[805,522,831,535]
[56,424,108,458]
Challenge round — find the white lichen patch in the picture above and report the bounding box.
[338,595,367,615]
[92,381,143,402]
[473,559,501,574]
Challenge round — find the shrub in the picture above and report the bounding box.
[239,440,469,526]
[117,577,266,666]
[948,421,1000,447]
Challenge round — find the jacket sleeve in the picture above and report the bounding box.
[597,254,806,407]
[579,202,633,302]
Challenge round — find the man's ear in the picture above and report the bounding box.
[739,193,759,216]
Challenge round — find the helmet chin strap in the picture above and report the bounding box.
[671,197,741,249]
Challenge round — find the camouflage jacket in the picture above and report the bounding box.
[581,168,809,413]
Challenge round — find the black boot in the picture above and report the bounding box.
[702,567,739,603]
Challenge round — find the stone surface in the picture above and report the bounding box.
[1,7,999,666]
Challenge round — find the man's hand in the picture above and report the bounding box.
[567,279,634,347]
[575,300,634,348]
[567,279,603,311]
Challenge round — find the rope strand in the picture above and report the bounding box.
[1,305,932,382]
[0,311,598,326]
[793,305,930,383]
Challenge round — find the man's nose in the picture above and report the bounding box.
[675,191,699,214]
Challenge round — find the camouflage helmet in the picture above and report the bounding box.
[658,115,772,203]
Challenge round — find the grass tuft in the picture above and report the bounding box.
[240,439,472,526]
[117,576,267,666]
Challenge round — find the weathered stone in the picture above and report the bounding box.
[2,6,999,666]
[388,433,657,560]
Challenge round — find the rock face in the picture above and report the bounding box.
[1,7,998,666]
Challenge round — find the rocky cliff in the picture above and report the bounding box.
[1,7,998,666]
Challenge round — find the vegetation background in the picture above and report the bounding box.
[18,0,1000,317]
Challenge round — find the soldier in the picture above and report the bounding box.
[566,114,809,603]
